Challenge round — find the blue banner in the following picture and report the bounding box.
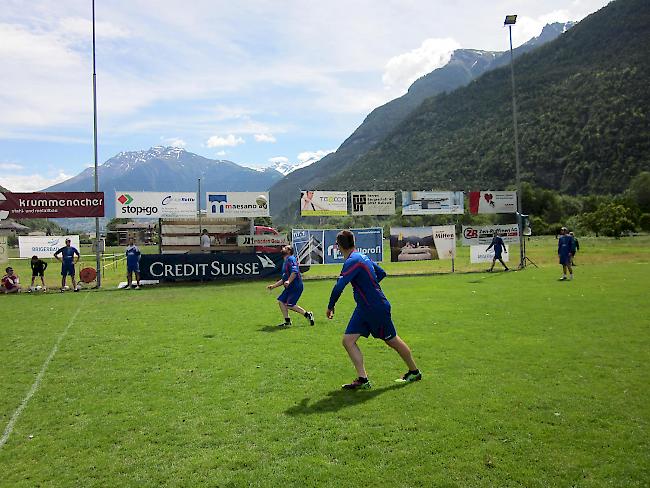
[292,228,383,265]
[139,253,283,282]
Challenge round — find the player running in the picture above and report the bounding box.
[327,230,421,390]
[267,245,315,327]
[125,237,142,289]
[54,238,80,292]
[486,231,509,272]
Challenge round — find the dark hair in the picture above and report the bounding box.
[5,267,12,273]
[32,255,38,260]
[336,230,355,250]
[283,245,294,255]
[202,229,208,233]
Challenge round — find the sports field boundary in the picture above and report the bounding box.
[0,293,89,449]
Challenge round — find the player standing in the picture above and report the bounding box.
[267,245,315,327]
[125,236,142,289]
[486,231,509,272]
[54,238,80,292]
[327,230,421,390]
[558,227,574,281]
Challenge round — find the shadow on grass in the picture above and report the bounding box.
[285,382,408,416]
[259,325,292,333]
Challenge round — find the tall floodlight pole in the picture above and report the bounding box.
[505,14,524,269]
[92,0,102,287]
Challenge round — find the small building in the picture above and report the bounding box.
[114,222,156,246]
[0,220,30,235]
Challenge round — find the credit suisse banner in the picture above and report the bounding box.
[401,191,464,215]
[115,191,196,218]
[350,191,396,216]
[461,224,520,246]
[468,191,517,214]
[471,245,510,263]
[18,235,81,258]
[206,192,270,218]
[139,252,283,282]
[0,192,104,219]
[389,225,456,262]
[300,191,347,216]
[292,227,383,265]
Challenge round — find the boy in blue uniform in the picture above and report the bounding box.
[125,237,141,289]
[558,227,574,280]
[267,245,315,327]
[54,238,80,292]
[486,232,509,272]
[327,230,421,389]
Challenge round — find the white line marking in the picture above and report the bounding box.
[0,293,89,449]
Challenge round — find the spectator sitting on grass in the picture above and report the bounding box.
[1,266,22,294]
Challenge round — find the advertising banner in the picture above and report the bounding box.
[0,192,104,219]
[206,192,270,218]
[389,225,456,262]
[300,191,347,216]
[470,245,510,263]
[461,224,519,246]
[350,191,396,216]
[139,252,283,282]
[401,191,464,215]
[115,192,196,219]
[292,228,383,265]
[237,234,289,247]
[468,191,517,214]
[0,235,7,264]
[18,235,81,258]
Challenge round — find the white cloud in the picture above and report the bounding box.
[268,156,289,164]
[511,10,574,47]
[0,171,72,192]
[382,38,460,93]
[216,150,227,156]
[0,163,23,171]
[254,133,276,143]
[297,149,334,164]
[206,134,245,148]
[161,137,186,147]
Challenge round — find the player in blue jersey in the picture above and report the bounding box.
[327,230,421,390]
[558,227,574,280]
[54,238,80,292]
[486,232,509,272]
[267,245,315,327]
[125,237,142,289]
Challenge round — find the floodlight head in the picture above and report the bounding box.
[504,15,517,26]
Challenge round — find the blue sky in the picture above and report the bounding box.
[0,0,611,191]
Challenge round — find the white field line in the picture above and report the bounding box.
[0,293,89,449]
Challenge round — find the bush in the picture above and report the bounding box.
[639,213,650,232]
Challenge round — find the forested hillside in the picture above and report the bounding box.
[323,0,649,196]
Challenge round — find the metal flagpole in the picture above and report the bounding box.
[92,0,102,287]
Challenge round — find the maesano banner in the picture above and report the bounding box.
[468,191,517,214]
[0,192,104,219]
[206,192,270,218]
[389,226,456,262]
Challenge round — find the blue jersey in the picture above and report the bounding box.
[126,245,141,267]
[328,252,388,311]
[488,236,504,254]
[55,246,79,265]
[558,235,573,257]
[281,255,301,285]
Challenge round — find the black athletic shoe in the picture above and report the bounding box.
[395,371,422,383]
[277,321,292,328]
[306,311,315,326]
[342,378,371,390]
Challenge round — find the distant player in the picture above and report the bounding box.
[267,245,315,327]
[486,231,509,272]
[327,230,421,390]
[1,266,21,294]
[558,227,574,281]
[54,238,80,292]
[125,237,141,289]
[569,231,579,266]
[200,229,211,252]
[30,255,48,292]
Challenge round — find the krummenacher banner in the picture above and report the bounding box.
[206,192,270,218]
[19,235,81,258]
[468,191,517,214]
[389,226,456,262]
[461,224,520,246]
[300,191,347,216]
[292,228,383,265]
[350,191,396,216]
[139,253,283,282]
[401,191,464,215]
[115,192,196,218]
[470,245,510,263]
[0,192,104,219]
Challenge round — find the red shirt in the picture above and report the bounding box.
[2,274,19,290]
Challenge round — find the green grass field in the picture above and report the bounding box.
[1,237,649,487]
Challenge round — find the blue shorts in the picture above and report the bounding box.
[278,282,303,307]
[345,306,397,341]
[127,262,140,273]
[559,253,571,265]
[61,263,75,277]
[494,251,502,259]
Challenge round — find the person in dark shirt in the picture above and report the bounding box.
[486,232,509,272]
[327,230,421,390]
[558,227,574,281]
[30,255,48,292]
[569,231,580,266]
